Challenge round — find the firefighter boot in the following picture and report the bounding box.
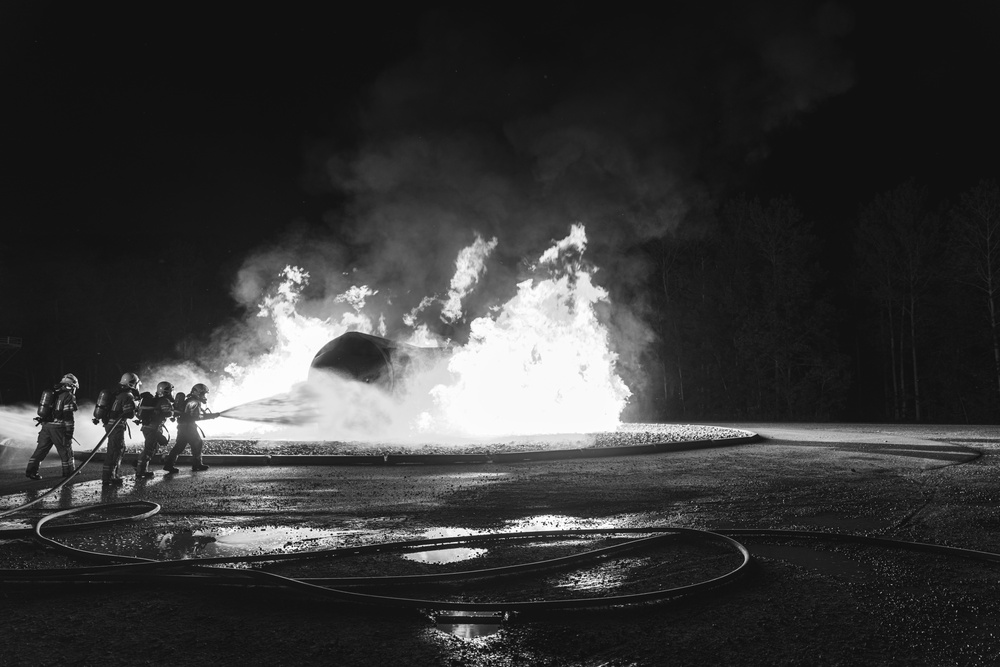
[136,454,154,479]
[162,456,180,474]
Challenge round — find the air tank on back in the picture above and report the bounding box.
[308,331,450,393]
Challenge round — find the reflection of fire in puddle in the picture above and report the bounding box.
[0,521,30,535]
[435,612,504,639]
[405,515,622,565]
[401,546,486,563]
[141,525,351,560]
[553,556,653,591]
[401,527,486,564]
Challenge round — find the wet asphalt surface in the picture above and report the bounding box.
[1,423,1000,666]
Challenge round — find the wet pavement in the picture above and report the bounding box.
[2,423,1000,666]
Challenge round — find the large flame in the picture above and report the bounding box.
[421,226,629,435]
[204,224,629,441]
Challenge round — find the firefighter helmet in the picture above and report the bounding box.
[120,372,141,388]
[188,382,208,403]
[60,373,80,389]
[155,381,174,396]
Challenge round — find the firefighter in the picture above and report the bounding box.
[93,372,141,486]
[135,381,176,479]
[162,382,219,474]
[25,373,80,480]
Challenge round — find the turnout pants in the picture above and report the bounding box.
[102,422,127,482]
[26,422,75,477]
[137,425,167,476]
[163,423,203,469]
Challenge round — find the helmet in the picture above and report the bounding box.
[155,381,174,397]
[60,373,80,389]
[190,383,209,400]
[120,372,141,388]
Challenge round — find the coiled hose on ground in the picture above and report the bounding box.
[1,428,999,615]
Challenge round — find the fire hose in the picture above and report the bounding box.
[0,511,752,611]
[2,435,1000,615]
[3,502,1000,614]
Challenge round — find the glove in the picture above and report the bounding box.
[92,418,100,425]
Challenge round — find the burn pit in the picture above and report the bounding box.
[206,329,755,458]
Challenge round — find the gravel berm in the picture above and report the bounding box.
[121,423,757,458]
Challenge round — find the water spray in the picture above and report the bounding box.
[215,332,450,427]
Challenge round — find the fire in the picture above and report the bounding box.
[421,225,630,436]
[157,224,631,442]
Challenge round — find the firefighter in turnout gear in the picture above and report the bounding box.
[25,373,80,480]
[94,372,141,486]
[135,381,176,479]
[162,383,219,474]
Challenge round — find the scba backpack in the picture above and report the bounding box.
[136,391,156,426]
[172,392,187,416]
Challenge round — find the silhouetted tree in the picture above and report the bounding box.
[855,181,942,421]
[949,179,1000,418]
[719,195,849,419]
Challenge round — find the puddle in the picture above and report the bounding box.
[751,543,869,580]
[435,612,503,639]
[402,517,614,564]
[553,556,652,591]
[133,525,351,560]
[402,546,486,563]
[401,527,486,564]
[0,521,31,537]
[404,515,633,565]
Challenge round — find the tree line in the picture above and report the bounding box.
[628,178,1000,425]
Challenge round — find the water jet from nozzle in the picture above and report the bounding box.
[218,332,450,427]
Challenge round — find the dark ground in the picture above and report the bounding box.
[1,422,999,666]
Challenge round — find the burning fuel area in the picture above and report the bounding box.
[211,334,753,456]
[173,225,633,445]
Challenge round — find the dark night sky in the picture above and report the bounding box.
[1,1,998,403]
